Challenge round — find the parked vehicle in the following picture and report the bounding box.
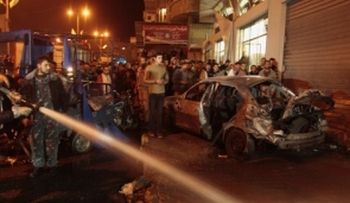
[163,76,334,158]
[67,82,138,153]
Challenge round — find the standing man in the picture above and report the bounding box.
[96,65,114,95]
[144,53,168,138]
[20,56,68,177]
[227,62,246,76]
[136,57,149,122]
[259,60,277,80]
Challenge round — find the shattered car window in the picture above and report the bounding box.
[251,81,293,106]
[250,81,294,120]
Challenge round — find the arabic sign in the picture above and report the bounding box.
[143,23,188,45]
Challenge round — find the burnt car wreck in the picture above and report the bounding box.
[164,76,334,157]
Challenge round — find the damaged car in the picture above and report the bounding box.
[163,76,334,158]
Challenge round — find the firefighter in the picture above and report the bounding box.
[20,56,69,178]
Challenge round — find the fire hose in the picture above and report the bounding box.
[0,86,39,110]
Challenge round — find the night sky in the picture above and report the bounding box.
[6,0,144,41]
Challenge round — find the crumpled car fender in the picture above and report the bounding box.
[283,89,334,119]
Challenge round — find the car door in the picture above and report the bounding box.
[174,82,210,134]
[198,82,218,139]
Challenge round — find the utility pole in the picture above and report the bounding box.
[76,14,80,35]
[5,0,10,55]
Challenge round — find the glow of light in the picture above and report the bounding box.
[55,37,61,43]
[82,7,90,17]
[67,8,74,17]
[93,31,99,37]
[102,44,108,49]
[159,8,167,22]
[67,66,73,72]
[160,8,167,15]
[103,31,110,37]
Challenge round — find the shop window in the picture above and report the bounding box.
[158,8,167,22]
[215,40,225,63]
[238,17,267,66]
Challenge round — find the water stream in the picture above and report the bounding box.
[39,107,240,203]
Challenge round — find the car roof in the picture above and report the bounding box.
[203,76,274,87]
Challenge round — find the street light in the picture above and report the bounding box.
[102,31,109,38]
[92,30,110,60]
[93,31,110,38]
[93,30,99,37]
[66,6,90,35]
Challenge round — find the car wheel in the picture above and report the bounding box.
[72,134,91,153]
[224,128,254,159]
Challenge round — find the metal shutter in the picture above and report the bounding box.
[283,0,350,94]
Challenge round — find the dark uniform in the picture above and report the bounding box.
[20,72,68,169]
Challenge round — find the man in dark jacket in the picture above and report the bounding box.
[20,56,68,177]
[0,73,32,165]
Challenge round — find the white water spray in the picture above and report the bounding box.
[39,107,240,203]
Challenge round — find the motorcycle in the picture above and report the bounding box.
[112,89,139,131]
[67,82,139,153]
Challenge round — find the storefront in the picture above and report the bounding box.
[283,0,350,95]
[237,17,267,66]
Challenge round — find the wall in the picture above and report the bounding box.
[233,1,268,62]
[265,0,287,79]
[232,0,287,76]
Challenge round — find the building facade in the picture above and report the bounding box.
[204,0,350,147]
[209,0,350,96]
[139,0,214,60]
[139,0,350,146]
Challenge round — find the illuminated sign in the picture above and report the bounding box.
[143,23,188,45]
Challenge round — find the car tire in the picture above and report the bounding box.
[72,134,92,153]
[224,128,255,160]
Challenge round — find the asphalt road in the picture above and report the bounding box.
[1,130,350,203]
[0,134,143,203]
[142,132,350,203]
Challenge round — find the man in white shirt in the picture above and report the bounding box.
[227,62,246,76]
[97,66,113,95]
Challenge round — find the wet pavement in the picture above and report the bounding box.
[0,134,143,203]
[1,130,350,203]
[142,132,350,203]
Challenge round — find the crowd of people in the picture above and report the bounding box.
[135,55,279,111]
[74,56,279,101]
[0,52,279,177]
[144,56,279,96]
